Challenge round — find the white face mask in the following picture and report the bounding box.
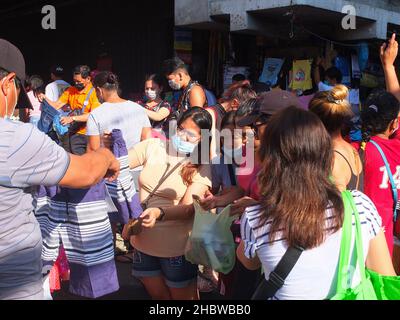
[168,79,182,91]
[2,78,18,119]
[145,89,158,101]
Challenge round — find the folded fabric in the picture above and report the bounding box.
[106,129,142,224]
[37,100,59,134]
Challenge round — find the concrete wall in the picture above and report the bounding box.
[175,0,400,39]
[175,0,210,26]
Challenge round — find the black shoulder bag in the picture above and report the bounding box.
[252,245,304,300]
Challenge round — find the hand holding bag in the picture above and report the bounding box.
[185,200,238,274]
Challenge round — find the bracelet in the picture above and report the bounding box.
[157,207,166,222]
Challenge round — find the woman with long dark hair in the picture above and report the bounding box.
[123,107,212,300]
[237,106,395,300]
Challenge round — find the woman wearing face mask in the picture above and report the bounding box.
[122,107,212,300]
[207,81,257,161]
[353,90,400,256]
[206,111,247,208]
[139,74,171,139]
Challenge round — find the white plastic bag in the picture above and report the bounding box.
[185,202,238,275]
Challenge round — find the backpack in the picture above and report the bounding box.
[205,89,217,107]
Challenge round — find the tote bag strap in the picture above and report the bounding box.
[80,87,95,115]
[251,245,304,300]
[335,191,369,295]
[141,159,186,209]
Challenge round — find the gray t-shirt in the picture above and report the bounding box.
[0,119,70,299]
[86,100,151,150]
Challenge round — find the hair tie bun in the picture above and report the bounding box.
[107,73,117,84]
[327,94,344,105]
[368,105,379,113]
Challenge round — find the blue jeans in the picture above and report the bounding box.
[132,249,198,289]
[30,116,41,127]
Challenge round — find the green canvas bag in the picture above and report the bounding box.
[331,191,400,300]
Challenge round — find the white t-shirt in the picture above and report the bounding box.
[241,190,382,300]
[86,100,151,150]
[45,80,70,102]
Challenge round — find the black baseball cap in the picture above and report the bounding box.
[51,65,65,76]
[0,39,32,109]
[237,90,301,127]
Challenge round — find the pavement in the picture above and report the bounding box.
[53,259,223,301]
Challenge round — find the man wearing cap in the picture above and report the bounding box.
[0,39,120,300]
[38,65,100,156]
[45,65,70,102]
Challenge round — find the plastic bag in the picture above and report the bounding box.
[185,202,238,275]
[53,114,69,136]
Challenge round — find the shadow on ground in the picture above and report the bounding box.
[53,261,223,301]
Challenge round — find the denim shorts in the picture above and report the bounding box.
[131,249,198,289]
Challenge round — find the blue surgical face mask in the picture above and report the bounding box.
[172,135,198,155]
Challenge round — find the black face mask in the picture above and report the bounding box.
[74,82,85,91]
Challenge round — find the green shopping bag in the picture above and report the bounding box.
[368,269,400,300]
[332,191,400,300]
[185,201,238,275]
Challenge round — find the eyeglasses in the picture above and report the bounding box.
[250,115,270,139]
[177,126,201,143]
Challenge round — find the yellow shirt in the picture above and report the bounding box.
[59,83,100,135]
[130,139,212,258]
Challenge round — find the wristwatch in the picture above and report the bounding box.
[157,208,166,222]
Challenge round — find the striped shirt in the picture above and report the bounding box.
[241,190,382,300]
[0,118,69,297]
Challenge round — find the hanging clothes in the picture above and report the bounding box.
[106,129,143,225]
[35,182,119,299]
[290,59,313,92]
[258,58,285,86]
[335,56,351,85]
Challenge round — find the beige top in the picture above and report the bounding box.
[130,139,212,258]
